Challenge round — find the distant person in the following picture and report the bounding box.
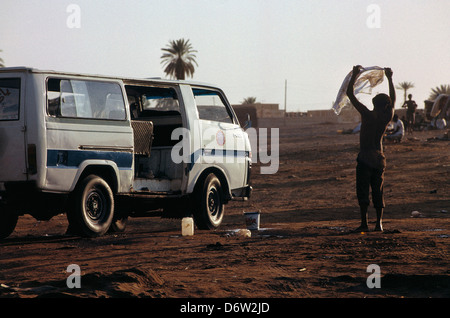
[402,94,417,134]
[385,114,404,142]
[340,122,361,134]
[346,65,395,232]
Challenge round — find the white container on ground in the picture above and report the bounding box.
[244,211,260,230]
[182,217,194,236]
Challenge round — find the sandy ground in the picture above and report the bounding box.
[0,118,449,304]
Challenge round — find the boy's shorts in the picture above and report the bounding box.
[356,161,385,209]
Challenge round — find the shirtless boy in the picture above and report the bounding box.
[346,66,395,232]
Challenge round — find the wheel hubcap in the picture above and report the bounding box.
[86,191,105,220]
[207,188,220,219]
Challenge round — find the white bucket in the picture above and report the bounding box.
[244,211,260,230]
[182,217,194,236]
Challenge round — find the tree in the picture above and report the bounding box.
[0,50,5,68]
[242,97,257,105]
[396,81,414,103]
[160,39,198,80]
[429,84,450,101]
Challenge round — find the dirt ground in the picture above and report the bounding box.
[1,117,449,302]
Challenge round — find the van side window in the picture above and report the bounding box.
[193,88,233,124]
[47,78,126,120]
[0,78,21,121]
[143,88,179,111]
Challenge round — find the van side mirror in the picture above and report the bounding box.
[243,113,252,130]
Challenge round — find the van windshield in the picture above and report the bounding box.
[0,78,21,121]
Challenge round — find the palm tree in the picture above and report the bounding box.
[429,84,450,101]
[0,50,5,68]
[396,81,415,103]
[242,97,257,105]
[160,39,198,80]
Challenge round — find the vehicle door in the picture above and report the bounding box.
[0,73,27,181]
[192,87,247,190]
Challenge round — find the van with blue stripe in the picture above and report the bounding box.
[0,67,252,238]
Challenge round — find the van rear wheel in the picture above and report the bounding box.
[193,173,225,230]
[67,175,114,237]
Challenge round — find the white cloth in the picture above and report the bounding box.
[333,66,385,115]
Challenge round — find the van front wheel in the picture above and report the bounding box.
[67,175,114,237]
[193,173,225,230]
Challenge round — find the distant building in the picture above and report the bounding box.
[304,106,360,123]
[303,106,426,124]
[232,103,284,127]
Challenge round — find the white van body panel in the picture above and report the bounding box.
[44,119,134,193]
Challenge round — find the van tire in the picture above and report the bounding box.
[0,206,18,239]
[67,175,114,237]
[193,173,225,230]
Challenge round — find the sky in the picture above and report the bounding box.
[1,0,449,112]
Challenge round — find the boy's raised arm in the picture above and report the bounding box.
[346,65,368,114]
[385,67,396,108]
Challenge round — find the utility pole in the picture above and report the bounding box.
[284,79,287,125]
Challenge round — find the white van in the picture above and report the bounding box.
[0,67,252,238]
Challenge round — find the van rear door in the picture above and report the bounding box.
[0,74,27,182]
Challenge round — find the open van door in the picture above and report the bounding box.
[0,73,27,182]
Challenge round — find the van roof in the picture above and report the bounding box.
[0,66,219,89]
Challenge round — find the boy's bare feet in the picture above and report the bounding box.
[352,225,369,233]
[374,224,383,232]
